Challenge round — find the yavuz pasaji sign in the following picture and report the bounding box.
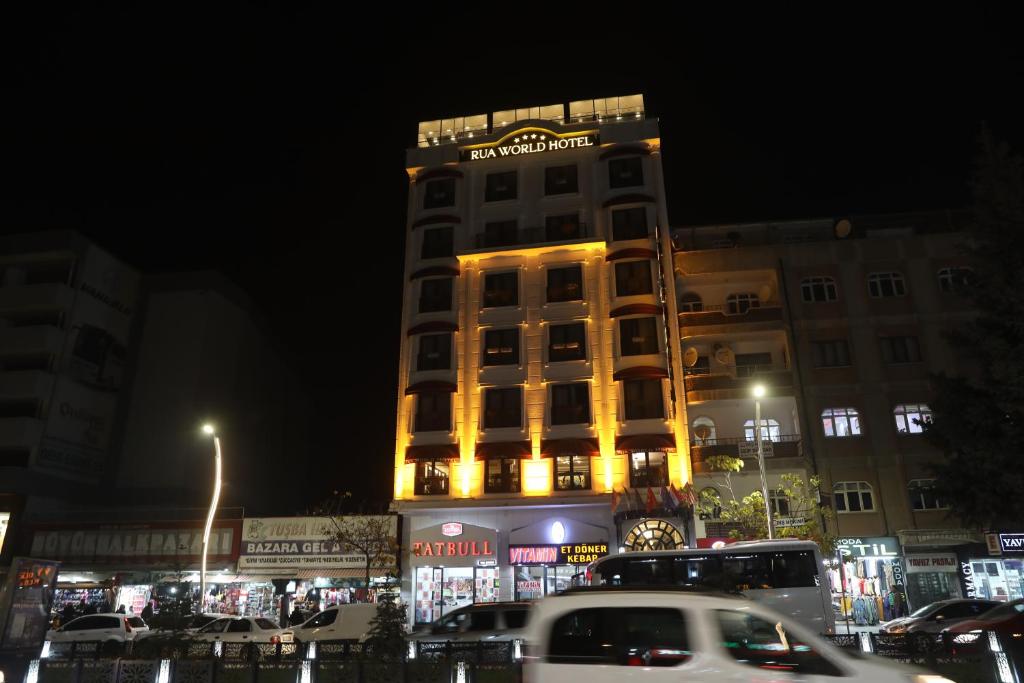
[999,533,1024,554]
[460,128,598,161]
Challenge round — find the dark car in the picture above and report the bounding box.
[944,599,1024,653]
[881,598,999,647]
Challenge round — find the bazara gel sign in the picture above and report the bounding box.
[459,128,598,161]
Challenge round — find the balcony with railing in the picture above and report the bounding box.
[469,223,592,252]
[684,364,794,401]
[689,434,804,473]
[679,303,784,328]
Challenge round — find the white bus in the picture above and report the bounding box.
[586,539,835,634]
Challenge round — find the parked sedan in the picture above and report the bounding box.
[943,599,1024,653]
[881,598,999,647]
[407,603,530,645]
[191,617,294,644]
[45,614,147,649]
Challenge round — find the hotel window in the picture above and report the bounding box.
[414,392,451,432]
[545,213,582,241]
[549,322,586,362]
[623,378,664,420]
[894,403,932,434]
[484,219,518,247]
[609,156,644,189]
[418,278,452,313]
[483,387,522,429]
[908,478,948,510]
[547,265,583,303]
[833,481,874,513]
[483,271,519,308]
[938,266,974,293]
[611,207,648,241]
[812,340,851,368]
[416,333,451,371]
[485,458,521,494]
[483,328,519,366]
[614,260,653,297]
[800,276,838,303]
[679,292,703,312]
[554,455,591,491]
[421,226,454,259]
[629,451,668,487]
[868,272,906,298]
[619,317,658,356]
[821,407,861,437]
[744,418,781,442]
[726,292,760,314]
[550,382,591,426]
[414,460,450,496]
[485,171,517,202]
[544,164,578,195]
[880,336,921,364]
[423,178,455,209]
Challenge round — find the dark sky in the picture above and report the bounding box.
[4,7,1022,511]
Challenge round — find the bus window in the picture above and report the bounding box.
[770,551,818,588]
[625,558,673,584]
[672,557,724,588]
[722,554,773,590]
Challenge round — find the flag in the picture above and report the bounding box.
[633,488,645,511]
[646,487,658,514]
[611,488,621,512]
[661,486,677,511]
[671,482,697,507]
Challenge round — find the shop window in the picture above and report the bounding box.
[421,226,454,259]
[623,378,664,420]
[546,213,583,241]
[483,271,519,308]
[833,481,874,513]
[483,328,520,366]
[424,178,455,209]
[547,265,583,302]
[726,292,760,314]
[894,403,932,434]
[812,340,851,368]
[545,164,578,195]
[609,156,644,189]
[554,454,591,491]
[938,266,975,293]
[549,322,586,362]
[416,333,451,371]
[679,292,703,312]
[880,336,921,364]
[908,479,948,510]
[735,352,772,377]
[618,317,658,356]
[714,610,842,676]
[419,278,452,313]
[483,387,522,429]
[414,392,451,432]
[614,260,653,297]
[484,219,518,248]
[414,460,450,496]
[743,419,780,442]
[622,519,684,551]
[691,416,716,444]
[547,607,691,667]
[611,207,648,241]
[629,451,668,487]
[800,276,838,303]
[822,407,861,437]
[485,458,521,493]
[485,171,517,202]
[868,272,906,298]
[551,382,591,425]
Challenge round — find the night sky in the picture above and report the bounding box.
[4,7,1022,511]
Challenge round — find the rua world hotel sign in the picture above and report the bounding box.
[460,127,599,162]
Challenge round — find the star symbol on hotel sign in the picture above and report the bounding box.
[530,134,537,139]
[513,138,520,143]
[539,135,546,140]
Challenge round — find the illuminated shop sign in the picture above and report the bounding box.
[999,533,1024,554]
[509,543,609,566]
[412,540,493,558]
[411,522,498,562]
[836,536,900,558]
[459,128,599,161]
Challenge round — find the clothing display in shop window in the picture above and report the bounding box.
[852,596,879,625]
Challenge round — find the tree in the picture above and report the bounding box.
[924,126,1024,529]
[697,455,836,555]
[321,514,398,602]
[365,573,407,661]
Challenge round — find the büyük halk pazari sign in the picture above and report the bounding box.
[460,128,599,162]
[508,543,609,566]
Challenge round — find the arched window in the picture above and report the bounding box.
[699,487,722,519]
[908,479,948,510]
[744,418,780,442]
[867,272,906,298]
[691,416,717,444]
[833,481,874,513]
[623,519,685,551]
[821,408,861,437]
[679,292,703,312]
[726,292,760,314]
[894,403,932,434]
[800,276,838,303]
[937,266,975,293]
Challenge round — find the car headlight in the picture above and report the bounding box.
[908,676,957,683]
[886,625,907,634]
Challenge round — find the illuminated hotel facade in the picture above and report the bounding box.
[391,96,693,623]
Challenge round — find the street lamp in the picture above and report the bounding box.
[751,385,775,540]
[199,423,222,614]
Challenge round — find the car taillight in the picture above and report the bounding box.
[124,618,132,633]
[270,635,281,644]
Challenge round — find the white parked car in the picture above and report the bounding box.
[407,602,530,645]
[525,588,953,683]
[191,617,294,644]
[46,614,148,646]
[293,604,380,645]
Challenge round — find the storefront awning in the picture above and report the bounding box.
[410,265,460,281]
[405,443,460,462]
[602,193,656,208]
[616,433,676,452]
[411,214,461,229]
[293,569,394,579]
[613,365,668,381]
[540,438,600,458]
[475,441,532,459]
[599,144,652,161]
[609,303,662,317]
[405,380,457,395]
[416,167,464,182]
[407,320,458,336]
[606,248,657,262]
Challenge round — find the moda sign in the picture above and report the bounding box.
[460,129,599,161]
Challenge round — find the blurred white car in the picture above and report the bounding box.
[292,604,379,644]
[46,614,148,646]
[191,617,293,644]
[407,602,530,645]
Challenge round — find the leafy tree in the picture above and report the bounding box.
[365,573,407,661]
[313,491,400,602]
[924,126,1024,529]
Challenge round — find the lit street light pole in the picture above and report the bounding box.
[752,385,774,540]
[200,424,222,615]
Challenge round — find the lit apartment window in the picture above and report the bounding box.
[547,265,583,303]
[744,419,781,442]
[908,478,948,510]
[485,458,521,494]
[414,392,451,432]
[611,207,648,241]
[554,455,591,491]
[418,278,452,313]
[545,214,582,241]
[483,387,522,429]
[812,340,851,367]
[868,272,906,298]
[549,322,586,362]
[937,266,975,293]
[609,156,644,189]
[822,408,861,437]
[619,317,658,356]
[726,293,760,314]
[800,276,838,303]
[623,379,664,420]
[679,292,703,312]
[879,336,921,363]
[483,328,519,366]
[833,481,875,513]
[414,460,449,495]
[485,171,517,202]
[614,260,653,297]
[483,271,519,308]
[416,333,451,371]
[629,451,668,487]
[423,178,455,209]
[550,382,591,425]
[894,403,932,434]
[544,164,578,195]
[484,219,518,248]
[421,226,454,259]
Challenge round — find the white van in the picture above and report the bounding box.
[292,604,380,645]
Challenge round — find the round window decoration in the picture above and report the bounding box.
[550,521,566,544]
[622,519,685,551]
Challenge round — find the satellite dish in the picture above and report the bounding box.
[683,347,699,367]
[758,284,772,302]
[834,218,852,239]
[713,343,734,366]
[693,425,711,442]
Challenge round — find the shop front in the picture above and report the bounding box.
[954,533,1024,603]
[827,536,908,627]
[904,552,962,607]
[508,517,609,600]
[411,522,499,625]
